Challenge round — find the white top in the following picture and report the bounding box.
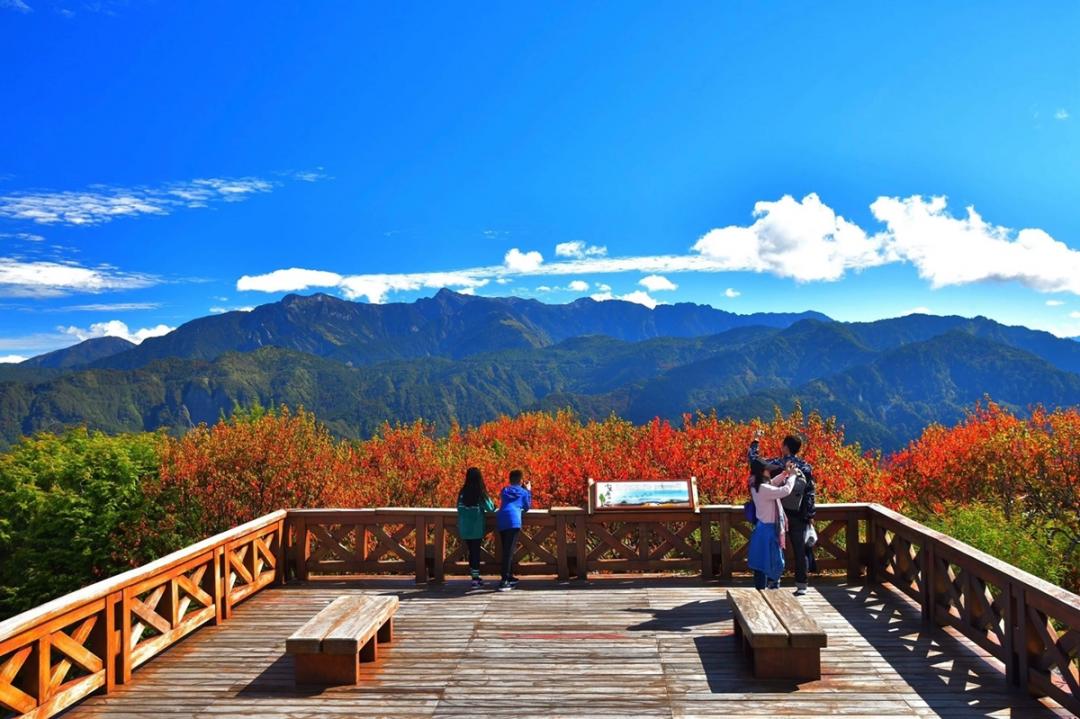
[750,470,796,524]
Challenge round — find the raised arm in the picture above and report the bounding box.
[755,471,796,499]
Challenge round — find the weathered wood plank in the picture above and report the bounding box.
[727,588,789,648]
[760,587,827,649]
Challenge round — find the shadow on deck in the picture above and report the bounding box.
[59,577,1071,719]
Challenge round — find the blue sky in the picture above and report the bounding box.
[2,2,1080,360]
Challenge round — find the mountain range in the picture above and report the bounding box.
[2,290,1078,451]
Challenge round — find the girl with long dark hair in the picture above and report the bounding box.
[457,467,495,588]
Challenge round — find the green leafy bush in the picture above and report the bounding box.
[919,501,1072,588]
[0,428,169,619]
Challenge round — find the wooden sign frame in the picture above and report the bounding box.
[587,477,699,514]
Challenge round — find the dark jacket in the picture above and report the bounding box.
[495,484,532,531]
[748,439,815,520]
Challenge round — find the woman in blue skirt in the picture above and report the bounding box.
[747,458,797,589]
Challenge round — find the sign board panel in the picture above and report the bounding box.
[588,478,698,513]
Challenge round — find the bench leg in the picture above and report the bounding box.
[378,617,393,644]
[752,647,820,680]
[359,636,377,663]
[293,653,359,686]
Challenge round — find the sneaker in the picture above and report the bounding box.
[794,584,807,596]
[508,576,520,586]
[497,581,512,592]
[471,578,483,589]
[766,579,780,590]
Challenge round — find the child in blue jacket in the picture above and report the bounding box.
[495,469,532,592]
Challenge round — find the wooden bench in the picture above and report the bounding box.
[726,588,827,680]
[285,594,399,685]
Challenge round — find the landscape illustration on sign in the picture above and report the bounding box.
[595,480,693,509]
[0,4,1078,719]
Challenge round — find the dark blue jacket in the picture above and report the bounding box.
[748,439,815,520]
[496,484,532,531]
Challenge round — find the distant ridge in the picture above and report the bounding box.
[21,336,136,369]
[7,291,1080,452]
[89,290,831,369]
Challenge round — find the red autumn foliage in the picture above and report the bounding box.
[150,403,892,535]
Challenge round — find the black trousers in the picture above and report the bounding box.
[499,528,520,581]
[786,514,809,585]
[465,538,482,576]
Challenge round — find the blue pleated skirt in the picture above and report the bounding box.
[747,521,785,580]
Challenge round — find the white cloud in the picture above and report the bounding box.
[504,248,543,272]
[1070,311,1080,320]
[692,193,886,282]
[0,232,45,242]
[902,306,932,316]
[567,280,590,292]
[237,193,1080,305]
[0,354,27,363]
[1,0,31,13]
[338,272,488,304]
[0,172,323,226]
[0,257,158,297]
[210,306,254,314]
[536,285,553,293]
[236,268,345,293]
[555,241,607,259]
[724,288,741,298]
[871,195,1080,293]
[60,302,161,312]
[639,274,677,292]
[1046,299,1065,307]
[590,290,660,309]
[1056,109,1070,121]
[60,320,174,344]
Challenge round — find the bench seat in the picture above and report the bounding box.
[285,594,399,685]
[727,588,826,680]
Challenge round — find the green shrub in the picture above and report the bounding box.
[0,428,169,619]
[919,501,1072,588]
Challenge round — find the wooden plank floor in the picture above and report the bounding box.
[60,577,1073,719]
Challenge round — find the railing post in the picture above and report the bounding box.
[295,517,309,582]
[1014,585,1031,696]
[222,541,234,620]
[104,591,120,692]
[120,589,132,684]
[29,635,50,707]
[920,538,934,625]
[1003,580,1017,688]
[414,515,427,584]
[868,512,881,585]
[432,515,445,583]
[553,509,570,581]
[575,513,588,580]
[845,510,861,584]
[718,511,732,580]
[275,517,287,585]
[210,545,225,625]
[700,510,713,580]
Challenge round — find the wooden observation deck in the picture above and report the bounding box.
[0,505,1077,718]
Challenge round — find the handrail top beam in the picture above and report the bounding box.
[0,509,286,641]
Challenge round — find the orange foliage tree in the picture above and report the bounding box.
[150,403,891,536]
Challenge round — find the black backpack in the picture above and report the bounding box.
[780,471,807,512]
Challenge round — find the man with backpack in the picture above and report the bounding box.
[748,430,815,596]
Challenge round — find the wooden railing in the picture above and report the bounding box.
[0,510,285,719]
[287,504,869,583]
[869,504,1079,716]
[2,503,1076,718]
